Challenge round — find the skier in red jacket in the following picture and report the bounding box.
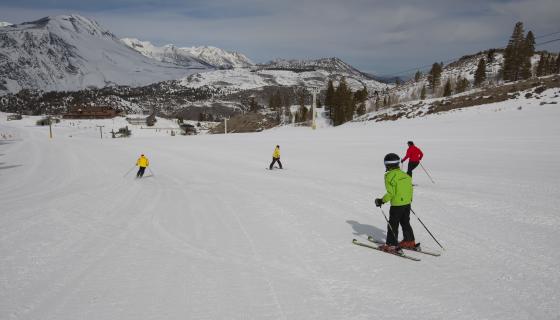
[401,141,423,177]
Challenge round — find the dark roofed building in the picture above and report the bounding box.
[63,106,118,119]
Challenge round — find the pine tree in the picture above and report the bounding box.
[503,22,526,81]
[332,79,344,125]
[420,85,426,100]
[249,96,259,112]
[474,58,487,87]
[428,63,443,90]
[547,54,554,75]
[443,79,452,97]
[333,77,355,124]
[455,76,469,93]
[296,91,307,123]
[520,30,535,79]
[356,102,366,116]
[487,49,496,64]
[325,80,335,121]
[556,53,560,73]
[536,53,545,77]
[414,70,422,82]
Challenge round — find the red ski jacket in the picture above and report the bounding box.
[402,145,423,162]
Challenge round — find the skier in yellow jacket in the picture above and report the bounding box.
[269,145,283,170]
[136,154,149,178]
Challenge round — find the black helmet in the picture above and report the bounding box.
[407,141,414,146]
[384,153,400,170]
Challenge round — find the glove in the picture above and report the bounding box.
[374,198,383,207]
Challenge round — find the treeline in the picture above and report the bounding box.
[324,78,368,126]
[0,82,217,115]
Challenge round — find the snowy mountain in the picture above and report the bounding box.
[259,57,371,78]
[0,22,13,27]
[121,38,212,68]
[181,57,387,94]
[180,45,253,69]
[0,15,211,95]
[122,38,253,69]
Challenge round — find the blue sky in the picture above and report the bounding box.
[1,0,559,75]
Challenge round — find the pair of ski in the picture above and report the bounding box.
[352,236,441,261]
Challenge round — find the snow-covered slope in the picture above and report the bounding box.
[0,15,211,95]
[259,57,370,78]
[181,45,253,69]
[121,38,211,68]
[122,38,253,69]
[181,58,388,93]
[387,51,505,103]
[0,22,13,27]
[1,89,559,319]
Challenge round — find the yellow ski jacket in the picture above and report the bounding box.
[136,156,149,168]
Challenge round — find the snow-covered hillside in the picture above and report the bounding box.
[0,15,211,95]
[259,57,369,78]
[181,45,253,69]
[1,89,559,319]
[387,51,505,104]
[122,38,253,69]
[181,60,388,94]
[0,21,13,27]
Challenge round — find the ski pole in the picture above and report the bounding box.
[420,163,435,184]
[123,165,136,178]
[410,208,445,250]
[148,167,155,177]
[378,205,399,246]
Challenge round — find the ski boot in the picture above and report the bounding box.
[379,244,403,254]
[399,240,421,251]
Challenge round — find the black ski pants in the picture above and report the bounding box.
[407,161,420,177]
[385,204,415,246]
[136,166,146,178]
[269,157,282,169]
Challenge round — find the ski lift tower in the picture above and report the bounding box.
[309,87,320,130]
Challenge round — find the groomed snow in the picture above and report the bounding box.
[1,93,560,319]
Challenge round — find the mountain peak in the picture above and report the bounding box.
[0,14,209,95]
[122,38,253,69]
[15,14,116,40]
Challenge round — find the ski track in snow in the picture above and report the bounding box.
[1,96,560,320]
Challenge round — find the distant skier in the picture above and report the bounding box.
[136,154,149,178]
[375,153,416,252]
[401,141,423,177]
[269,145,283,170]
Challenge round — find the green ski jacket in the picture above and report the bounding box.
[382,168,413,206]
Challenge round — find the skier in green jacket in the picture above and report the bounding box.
[375,153,416,252]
